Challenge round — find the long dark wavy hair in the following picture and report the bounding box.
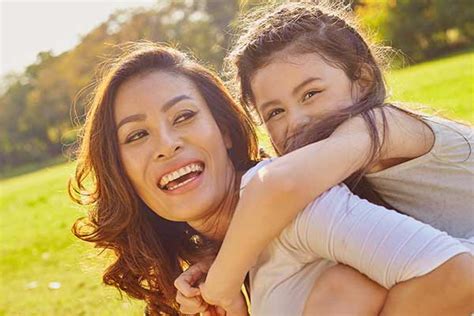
[68,42,260,315]
[226,0,423,203]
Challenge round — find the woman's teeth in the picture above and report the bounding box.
[159,163,204,190]
[167,177,196,191]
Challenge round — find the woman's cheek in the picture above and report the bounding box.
[120,146,145,175]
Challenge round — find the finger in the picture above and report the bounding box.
[179,299,208,315]
[202,306,219,316]
[176,291,208,312]
[175,267,202,288]
[215,306,226,316]
[202,309,212,316]
[175,271,202,297]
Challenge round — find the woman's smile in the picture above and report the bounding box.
[114,71,235,223]
[157,160,205,193]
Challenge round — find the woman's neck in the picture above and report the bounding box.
[188,168,245,241]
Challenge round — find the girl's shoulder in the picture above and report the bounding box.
[421,115,473,158]
[423,115,473,139]
[240,158,275,191]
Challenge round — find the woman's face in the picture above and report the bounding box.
[250,51,357,153]
[114,71,234,223]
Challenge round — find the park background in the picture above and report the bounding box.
[0,0,472,314]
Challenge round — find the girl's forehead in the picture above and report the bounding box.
[252,53,329,88]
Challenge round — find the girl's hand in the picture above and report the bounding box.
[198,280,248,316]
[174,262,212,315]
[199,261,248,310]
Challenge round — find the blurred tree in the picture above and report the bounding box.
[0,0,242,170]
[385,0,473,62]
[1,0,471,170]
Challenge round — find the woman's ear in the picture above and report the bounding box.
[223,129,232,150]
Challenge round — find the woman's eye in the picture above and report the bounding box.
[267,108,284,121]
[174,110,197,125]
[125,130,148,143]
[302,90,319,102]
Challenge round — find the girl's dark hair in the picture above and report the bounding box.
[69,42,259,315]
[227,1,419,199]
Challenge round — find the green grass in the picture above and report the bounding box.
[387,50,473,123]
[0,163,145,315]
[0,51,472,315]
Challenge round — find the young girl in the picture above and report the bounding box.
[175,1,473,315]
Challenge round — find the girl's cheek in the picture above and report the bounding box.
[267,125,285,152]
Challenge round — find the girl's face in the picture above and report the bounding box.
[251,52,358,153]
[114,71,234,223]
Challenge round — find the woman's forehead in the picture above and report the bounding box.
[114,71,205,118]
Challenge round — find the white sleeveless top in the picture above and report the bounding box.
[366,117,474,242]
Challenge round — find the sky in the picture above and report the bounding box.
[0,0,156,78]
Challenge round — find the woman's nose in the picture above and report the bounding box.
[153,130,183,160]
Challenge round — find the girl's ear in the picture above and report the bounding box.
[353,64,374,101]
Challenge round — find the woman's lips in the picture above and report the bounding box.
[160,169,204,195]
[156,161,206,194]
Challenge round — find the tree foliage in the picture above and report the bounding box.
[356,0,473,62]
[0,0,239,170]
[0,0,471,170]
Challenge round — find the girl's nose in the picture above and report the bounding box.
[288,111,311,134]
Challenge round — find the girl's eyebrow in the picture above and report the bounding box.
[292,77,322,96]
[258,77,322,112]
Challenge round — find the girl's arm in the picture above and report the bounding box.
[203,108,434,302]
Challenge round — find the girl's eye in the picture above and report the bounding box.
[174,110,197,125]
[302,90,319,102]
[266,108,285,121]
[125,130,148,143]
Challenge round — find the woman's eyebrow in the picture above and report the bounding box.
[117,113,146,131]
[116,95,193,131]
[161,94,192,112]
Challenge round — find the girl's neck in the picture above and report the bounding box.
[188,168,245,241]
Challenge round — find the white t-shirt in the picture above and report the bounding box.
[242,159,471,316]
[366,117,474,242]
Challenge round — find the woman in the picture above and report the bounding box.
[69,42,472,316]
[70,42,259,315]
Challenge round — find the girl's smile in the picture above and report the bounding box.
[251,51,360,153]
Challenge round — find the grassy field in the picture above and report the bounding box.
[1,50,472,315]
[388,49,473,122]
[0,164,145,315]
